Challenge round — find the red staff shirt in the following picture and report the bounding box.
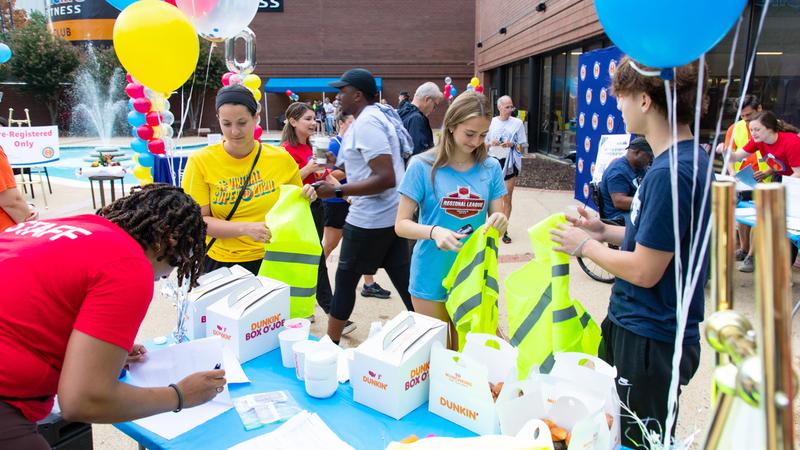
[282,141,329,185]
[0,215,154,422]
[743,132,800,176]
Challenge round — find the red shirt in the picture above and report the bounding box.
[281,141,329,185]
[743,132,800,176]
[0,147,18,231]
[0,215,154,422]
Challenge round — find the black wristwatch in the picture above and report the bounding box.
[335,187,344,198]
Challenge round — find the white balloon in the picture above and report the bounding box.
[161,125,174,139]
[175,0,258,43]
[444,76,452,85]
[161,110,175,126]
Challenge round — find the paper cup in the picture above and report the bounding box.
[278,329,307,368]
[284,318,311,338]
[292,340,319,380]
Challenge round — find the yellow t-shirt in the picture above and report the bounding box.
[182,142,303,262]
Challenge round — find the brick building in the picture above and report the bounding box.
[240,0,476,131]
[475,0,800,157]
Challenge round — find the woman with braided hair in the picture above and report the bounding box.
[0,183,226,449]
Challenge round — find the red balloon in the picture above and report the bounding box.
[164,0,177,5]
[148,139,166,155]
[475,85,484,93]
[221,72,234,86]
[285,90,293,97]
[136,124,155,140]
[125,83,145,99]
[133,97,152,114]
[253,125,263,141]
[145,111,163,126]
[126,73,134,83]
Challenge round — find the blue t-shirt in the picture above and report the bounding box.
[599,156,644,220]
[398,155,506,300]
[608,140,710,344]
[323,135,347,204]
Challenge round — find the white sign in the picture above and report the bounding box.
[591,134,630,184]
[0,126,60,166]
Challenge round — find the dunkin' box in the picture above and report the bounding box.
[428,333,518,435]
[186,265,254,340]
[205,276,290,363]
[351,311,447,419]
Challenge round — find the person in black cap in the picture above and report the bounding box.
[314,68,414,344]
[598,136,653,222]
[398,91,410,109]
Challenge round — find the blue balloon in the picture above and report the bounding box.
[130,138,149,154]
[128,98,136,110]
[127,110,146,127]
[131,127,139,138]
[105,0,137,11]
[594,0,746,68]
[0,43,12,64]
[137,152,155,167]
[450,86,456,97]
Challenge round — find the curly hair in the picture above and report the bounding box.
[611,56,707,125]
[97,183,207,288]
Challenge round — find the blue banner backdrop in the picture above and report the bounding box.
[574,46,626,209]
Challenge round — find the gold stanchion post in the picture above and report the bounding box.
[753,183,794,450]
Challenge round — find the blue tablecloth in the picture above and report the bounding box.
[113,344,475,449]
[153,155,189,186]
[735,201,800,247]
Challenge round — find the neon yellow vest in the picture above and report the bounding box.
[443,225,500,351]
[505,213,602,378]
[258,185,321,318]
[732,119,750,151]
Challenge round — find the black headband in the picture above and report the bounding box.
[215,88,258,113]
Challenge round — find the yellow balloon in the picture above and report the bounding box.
[470,77,480,87]
[139,176,154,185]
[252,89,262,102]
[243,74,261,90]
[133,164,152,180]
[114,0,199,93]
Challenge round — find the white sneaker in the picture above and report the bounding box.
[342,320,357,336]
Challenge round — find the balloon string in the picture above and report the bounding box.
[196,42,216,138]
[627,60,661,77]
[709,17,743,172]
[721,0,771,176]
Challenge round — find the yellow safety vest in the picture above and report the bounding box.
[505,213,602,378]
[732,120,750,151]
[443,225,500,351]
[258,185,321,319]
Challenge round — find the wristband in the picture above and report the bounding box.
[570,237,592,257]
[169,383,184,413]
[429,225,438,240]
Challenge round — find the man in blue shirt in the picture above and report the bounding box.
[398,82,443,158]
[599,137,653,221]
[552,58,709,448]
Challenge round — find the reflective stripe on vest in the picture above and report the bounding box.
[260,243,320,319]
[259,185,322,319]
[443,225,500,350]
[506,214,602,378]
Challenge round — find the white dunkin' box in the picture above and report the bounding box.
[351,311,447,419]
[186,265,254,340]
[205,276,290,363]
[428,333,518,435]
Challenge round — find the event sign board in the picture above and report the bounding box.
[575,46,626,209]
[49,0,120,42]
[0,126,60,166]
[257,0,283,12]
[591,133,631,184]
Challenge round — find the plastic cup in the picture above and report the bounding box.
[292,340,319,380]
[278,329,307,368]
[304,349,338,398]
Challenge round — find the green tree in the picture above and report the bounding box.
[181,40,227,130]
[5,11,80,124]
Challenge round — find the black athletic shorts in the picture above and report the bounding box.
[495,156,520,181]
[338,223,410,275]
[323,201,349,229]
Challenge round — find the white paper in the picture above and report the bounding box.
[223,347,250,384]
[227,410,353,450]
[784,177,800,220]
[735,207,757,217]
[126,337,233,440]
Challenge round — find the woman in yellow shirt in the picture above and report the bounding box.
[182,85,317,274]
